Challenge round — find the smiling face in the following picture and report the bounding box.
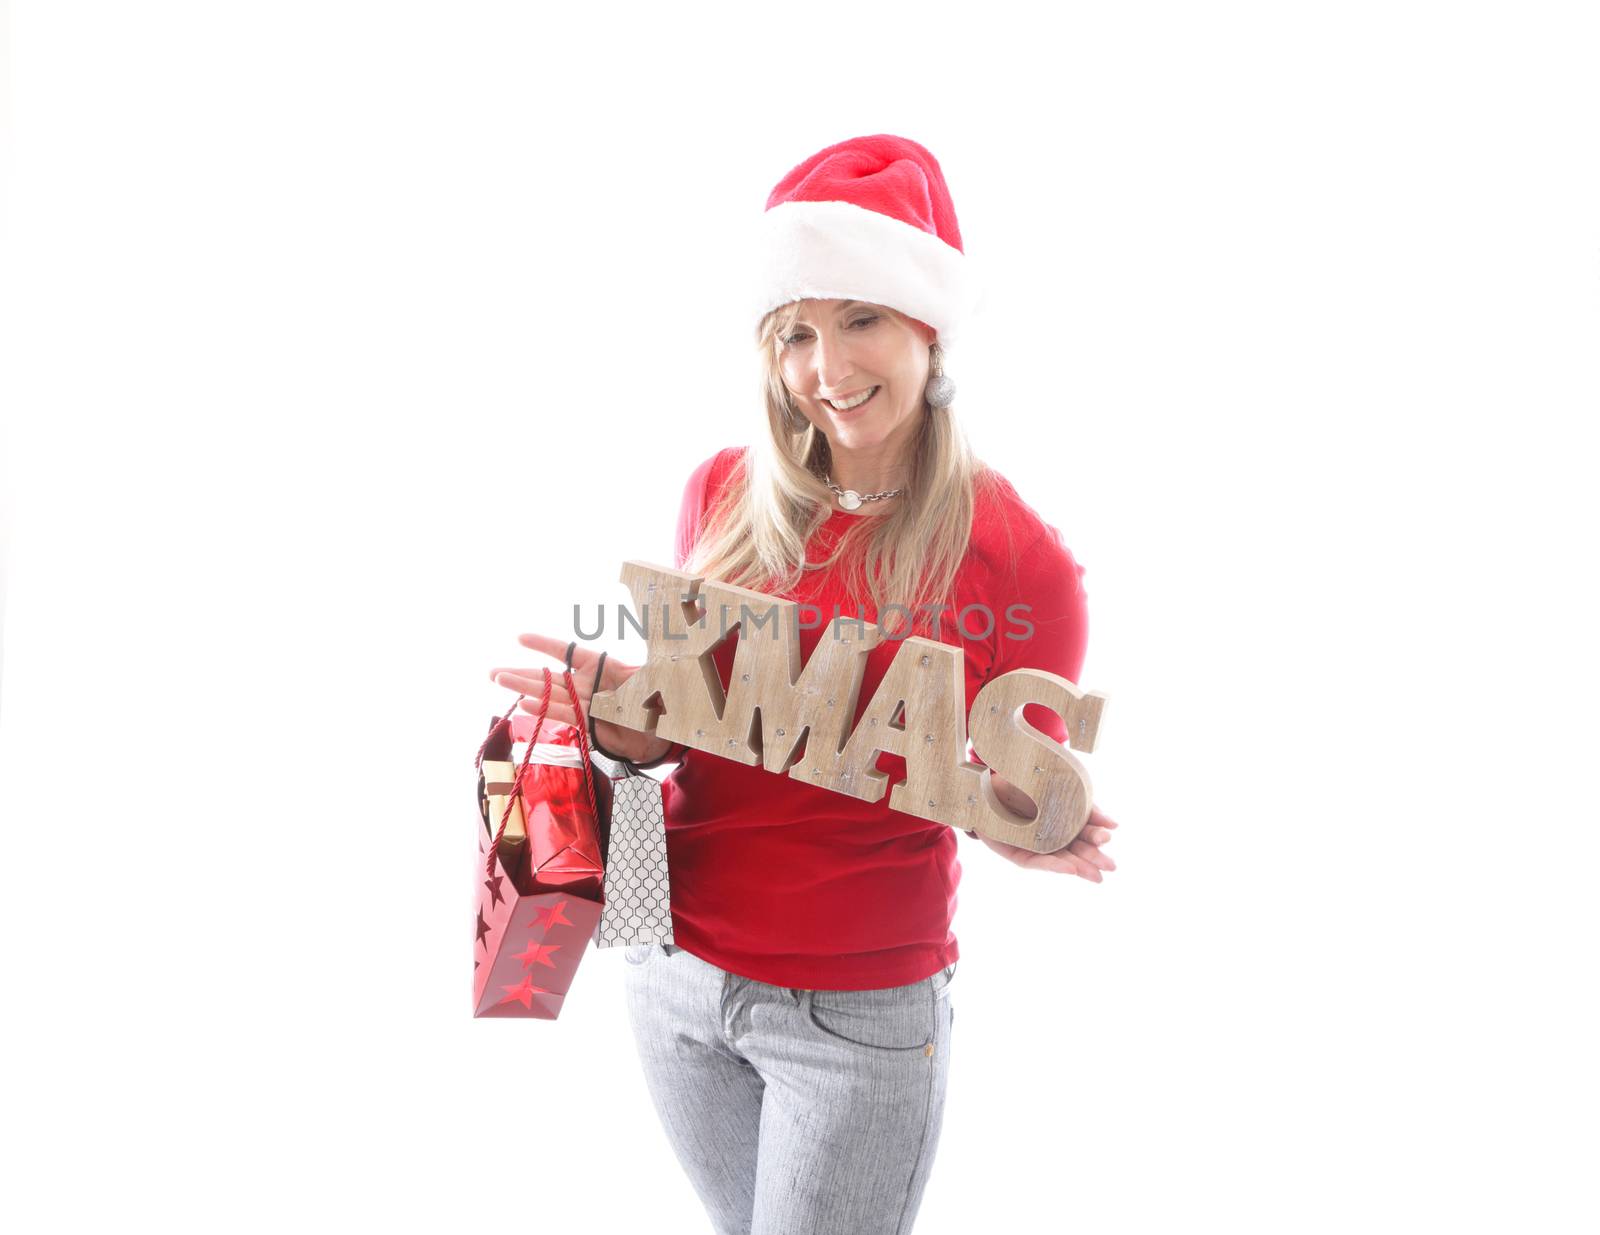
[776,299,937,455]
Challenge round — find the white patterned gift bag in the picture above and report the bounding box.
[588,753,675,949]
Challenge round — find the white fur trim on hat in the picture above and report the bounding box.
[750,200,983,348]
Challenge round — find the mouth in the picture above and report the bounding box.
[822,386,881,415]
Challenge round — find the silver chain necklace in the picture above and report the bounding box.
[823,472,905,511]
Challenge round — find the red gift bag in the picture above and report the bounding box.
[472,665,606,1019]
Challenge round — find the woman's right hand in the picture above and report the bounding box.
[488,633,673,766]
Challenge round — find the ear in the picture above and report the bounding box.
[905,315,938,347]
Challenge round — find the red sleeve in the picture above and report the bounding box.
[985,524,1089,747]
[674,449,734,571]
[633,451,731,771]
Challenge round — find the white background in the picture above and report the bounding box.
[3,3,1597,1231]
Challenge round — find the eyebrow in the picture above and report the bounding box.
[792,300,870,327]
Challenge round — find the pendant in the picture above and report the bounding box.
[838,489,863,511]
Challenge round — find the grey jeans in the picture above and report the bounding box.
[622,942,957,1235]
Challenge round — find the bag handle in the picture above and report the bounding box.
[475,648,605,881]
[561,642,604,828]
[583,649,648,778]
[478,667,553,880]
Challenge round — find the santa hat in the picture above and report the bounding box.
[749,134,982,348]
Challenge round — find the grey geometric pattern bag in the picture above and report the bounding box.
[589,752,675,950]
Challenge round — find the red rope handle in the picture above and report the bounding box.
[475,692,526,769]
[563,664,603,826]
[483,667,552,879]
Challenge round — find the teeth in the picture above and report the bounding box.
[827,387,878,411]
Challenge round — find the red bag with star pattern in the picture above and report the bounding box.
[472,665,606,1019]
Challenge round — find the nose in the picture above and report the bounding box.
[812,328,854,392]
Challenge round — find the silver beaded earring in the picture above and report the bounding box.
[924,343,956,409]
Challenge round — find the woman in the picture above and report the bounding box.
[490,134,1117,1235]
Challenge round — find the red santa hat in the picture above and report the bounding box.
[750,134,983,348]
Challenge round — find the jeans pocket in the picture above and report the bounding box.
[802,984,938,1054]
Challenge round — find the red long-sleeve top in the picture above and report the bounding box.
[657,446,1089,990]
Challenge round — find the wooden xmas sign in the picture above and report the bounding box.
[590,562,1108,854]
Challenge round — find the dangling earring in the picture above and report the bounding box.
[924,343,956,409]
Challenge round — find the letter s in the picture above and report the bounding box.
[967,668,1100,852]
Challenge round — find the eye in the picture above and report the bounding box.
[781,316,874,346]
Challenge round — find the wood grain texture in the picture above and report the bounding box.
[590,561,1110,853]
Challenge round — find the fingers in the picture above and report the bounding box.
[518,632,599,673]
[1068,836,1116,873]
[1082,807,1118,849]
[981,835,1101,880]
[511,699,581,738]
[492,668,578,701]
[523,698,579,730]
[488,631,623,746]
[1025,847,1101,880]
[491,635,634,695]
[595,653,637,692]
[487,641,587,691]
[1055,845,1102,880]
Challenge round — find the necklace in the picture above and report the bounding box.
[823,472,905,511]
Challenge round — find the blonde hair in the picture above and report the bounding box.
[683,300,999,638]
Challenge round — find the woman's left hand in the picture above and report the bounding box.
[975,805,1118,880]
